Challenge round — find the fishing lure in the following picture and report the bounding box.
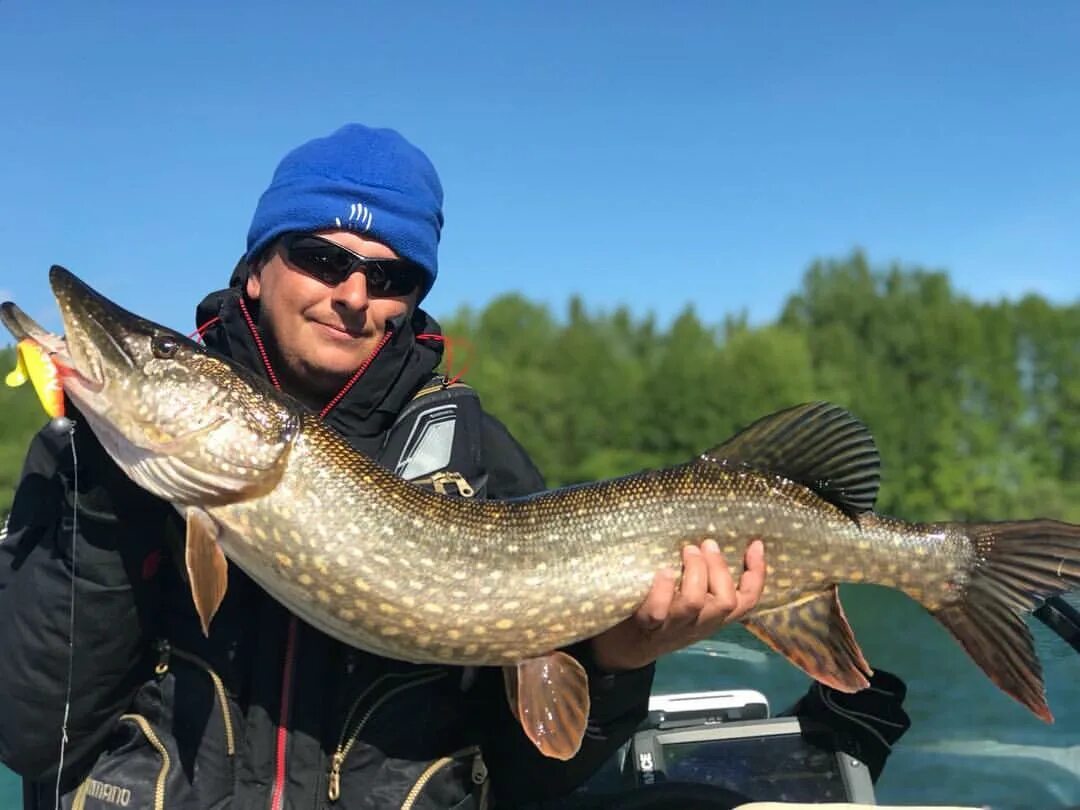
[5,338,65,418]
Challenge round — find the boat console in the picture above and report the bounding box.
[554,689,878,808]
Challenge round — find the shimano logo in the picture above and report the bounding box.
[85,779,133,806]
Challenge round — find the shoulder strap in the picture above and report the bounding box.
[379,374,488,497]
[397,374,477,419]
[389,374,480,440]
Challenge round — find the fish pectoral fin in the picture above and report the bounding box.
[184,507,228,637]
[702,401,881,517]
[743,586,872,692]
[503,651,591,761]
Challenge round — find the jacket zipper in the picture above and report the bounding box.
[69,717,170,810]
[119,714,171,810]
[153,639,237,756]
[400,746,488,810]
[413,470,477,497]
[70,778,91,810]
[327,669,448,802]
[71,716,171,810]
[170,647,237,756]
[270,615,299,810]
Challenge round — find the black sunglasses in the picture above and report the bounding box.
[279,233,424,297]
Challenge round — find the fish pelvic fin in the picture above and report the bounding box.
[703,401,881,517]
[184,507,229,636]
[503,651,590,761]
[932,519,1080,723]
[743,586,872,692]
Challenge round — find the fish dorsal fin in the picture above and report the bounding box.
[703,401,881,515]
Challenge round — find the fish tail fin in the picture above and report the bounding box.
[931,519,1080,722]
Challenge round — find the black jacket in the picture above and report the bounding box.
[0,286,655,809]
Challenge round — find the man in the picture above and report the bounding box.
[0,123,768,809]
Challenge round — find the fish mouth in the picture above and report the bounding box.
[47,265,147,396]
[55,357,105,395]
[0,298,104,393]
[1,300,63,348]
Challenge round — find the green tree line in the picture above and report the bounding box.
[2,250,1079,524]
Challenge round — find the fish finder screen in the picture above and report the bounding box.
[662,733,851,802]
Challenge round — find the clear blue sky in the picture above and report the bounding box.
[1,1,1077,337]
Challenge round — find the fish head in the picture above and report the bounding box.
[49,265,299,505]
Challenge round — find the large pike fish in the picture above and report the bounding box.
[4,266,1080,761]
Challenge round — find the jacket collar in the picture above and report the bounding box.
[194,286,445,440]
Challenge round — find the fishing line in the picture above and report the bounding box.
[54,416,78,810]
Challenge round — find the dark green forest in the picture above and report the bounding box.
[3,251,1079,524]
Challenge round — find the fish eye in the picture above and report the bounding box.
[151,335,179,358]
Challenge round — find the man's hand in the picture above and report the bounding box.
[590,539,766,672]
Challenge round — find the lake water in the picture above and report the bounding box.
[2,587,1077,808]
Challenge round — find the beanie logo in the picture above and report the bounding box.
[344,201,373,232]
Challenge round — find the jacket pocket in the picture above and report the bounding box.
[168,645,239,758]
[67,640,239,810]
[157,641,239,807]
[68,712,188,810]
[328,668,449,802]
[400,746,489,810]
[326,666,492,809]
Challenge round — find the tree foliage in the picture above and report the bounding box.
[2,251,1079,524]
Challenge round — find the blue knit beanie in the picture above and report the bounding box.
[245,124,444,299]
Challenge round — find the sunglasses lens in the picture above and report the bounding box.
[283,235,420,296]
[285,238,350,285]
[364,264,390,293]
[367,262,423,296]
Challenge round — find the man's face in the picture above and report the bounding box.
[246,229,420,401]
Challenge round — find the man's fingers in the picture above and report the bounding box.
[730,539,767,619]
[603,540,769,669]
[671,545,707,620]
[701,539,736,610]
[635,567,677,630]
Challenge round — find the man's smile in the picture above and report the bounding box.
[312,320,367,340]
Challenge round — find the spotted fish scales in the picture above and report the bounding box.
[216,436,968,666]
